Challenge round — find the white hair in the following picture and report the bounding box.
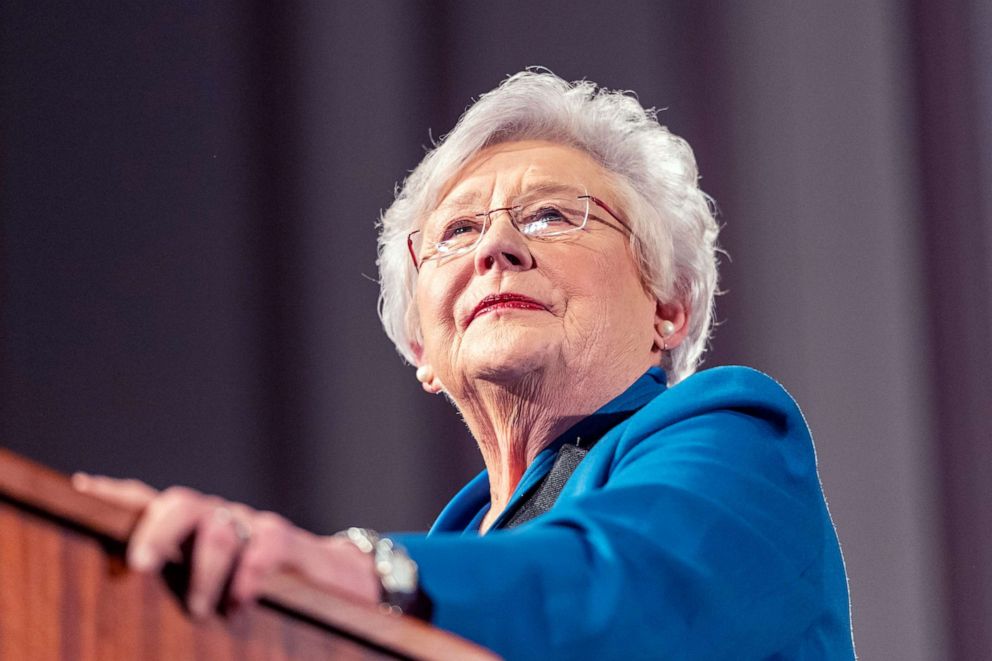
[377,70,720,384]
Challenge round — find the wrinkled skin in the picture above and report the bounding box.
[76,140,688,614]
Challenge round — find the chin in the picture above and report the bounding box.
[462,328,561,384]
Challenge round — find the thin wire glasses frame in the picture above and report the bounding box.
[407,194,631,270]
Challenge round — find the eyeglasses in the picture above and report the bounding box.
[407,192,630,270]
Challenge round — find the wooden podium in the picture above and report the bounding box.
[0,448,499,660]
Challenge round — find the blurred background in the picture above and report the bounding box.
[2,2,989,658]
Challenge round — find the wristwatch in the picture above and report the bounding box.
[336,527,428,617]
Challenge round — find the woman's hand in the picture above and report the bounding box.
[72,474,380,618]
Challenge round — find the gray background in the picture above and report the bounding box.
[2,2,989,658]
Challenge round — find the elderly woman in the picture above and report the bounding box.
[75,71,855,659]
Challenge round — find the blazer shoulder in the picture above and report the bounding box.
[632,365,807,434]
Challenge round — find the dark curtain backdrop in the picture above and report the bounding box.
[2,2,989,659]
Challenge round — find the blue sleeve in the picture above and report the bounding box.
[392,369,853,660]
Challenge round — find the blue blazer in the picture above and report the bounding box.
[393,366,855,660]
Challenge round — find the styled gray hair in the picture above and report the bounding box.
[377,70,720,384]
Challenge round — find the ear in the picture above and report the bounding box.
[651,299,688,353]
[410,342,444,395]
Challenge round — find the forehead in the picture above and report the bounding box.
[434,140,611,209]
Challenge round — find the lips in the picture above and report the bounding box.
[469,293,548,324]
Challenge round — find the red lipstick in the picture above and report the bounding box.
[469,293,547,324]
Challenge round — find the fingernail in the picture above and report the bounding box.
[129,546,154,571]
[71,473,89,489]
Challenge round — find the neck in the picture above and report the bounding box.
[457,375,576,532]
[447,362,650,533]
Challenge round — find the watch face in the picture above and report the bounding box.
[380,550,418,594]
[340,527,379,554]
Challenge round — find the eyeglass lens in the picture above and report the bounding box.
[414,195,590,263]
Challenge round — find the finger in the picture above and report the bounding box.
[230,521,379,609]
[128,486,216,572]
[228,512,293,606]
[233,523,376,605]
[187,507,246,618]
[72,473,159,509]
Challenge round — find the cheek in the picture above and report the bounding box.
[565,249,625,302]
[566,250,654,331]
[415,273,465,348]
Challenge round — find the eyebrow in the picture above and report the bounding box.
[434,182,586,212]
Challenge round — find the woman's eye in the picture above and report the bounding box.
[438,218,482,243]
[521,205,576,231]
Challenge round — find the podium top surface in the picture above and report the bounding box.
[0,447,499,661]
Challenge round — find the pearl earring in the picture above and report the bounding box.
[660,320,675,337]
[416,365,443,395]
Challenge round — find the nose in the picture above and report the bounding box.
[473,210,535,275]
